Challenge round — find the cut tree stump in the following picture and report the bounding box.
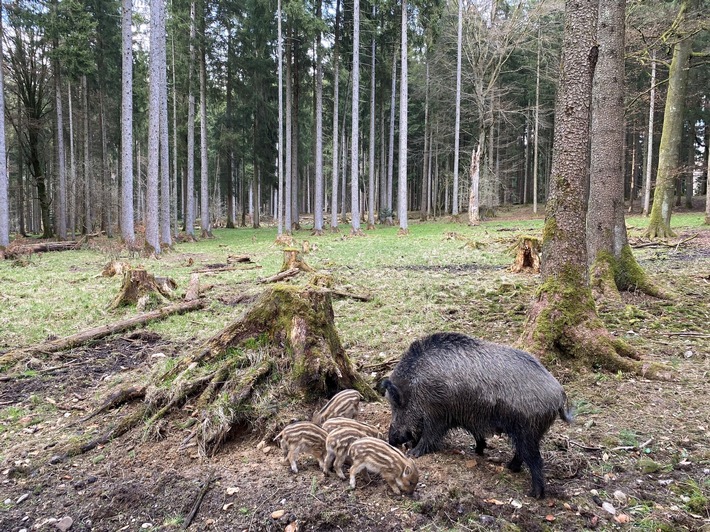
[510,236,542,274]
[70,284,377,459]
[281,248,313,272]
[110,268,178,309]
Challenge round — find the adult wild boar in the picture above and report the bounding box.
[383,332,572,498]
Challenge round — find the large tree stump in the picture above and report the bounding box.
[510,236,542,274]
[73,284,377,459]
[110,268,177,309]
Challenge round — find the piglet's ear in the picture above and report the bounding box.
[383,379,402,407]
[403,465,412,476]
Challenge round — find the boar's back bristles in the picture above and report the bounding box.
[312,389,362,425]
[348,436,419,495]
[274,421,328,473]
[321,417,383,438]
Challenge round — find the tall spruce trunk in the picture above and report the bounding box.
[145,0,162,254]
[452,0,462,216]
[314,0,324,234]
[587,0,659,299]
[121,0,135,245]
[0,8,6,248]
[185,0,196,238]
[159,0,171,247]
[199,3,211,238]
[522,0,643,373]
[82,75,91,235]
[350,0,361,233]
[53,58,67,240]
[330,0,340,231]
[367,4,376,230]
[397,0,408,233]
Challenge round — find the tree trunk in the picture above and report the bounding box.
[452,0,463,216]
[330,0,340,232]
[146,0,161,255]
[185,0,196,239]
[121,0,135,246]
[642,51,656,217]
[200,3,212,239]
[587,0,661,300]
[468,143,482,225]
[285,34,293,233]
[53,51,67,240]
[533,27,541,214]
[646,0,693,238]
[386,43,396,226]
[0,7,7,249]
[313,0,324,235]
[350,0,361,234]
[276,0,284,236]
[82,75,91,236]
[397,0,408,234]
[367,5,376,230]
[521,0,643,374]
[420,58,429,222]
[159,0,171,248]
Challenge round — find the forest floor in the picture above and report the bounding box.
[1,206,709,532]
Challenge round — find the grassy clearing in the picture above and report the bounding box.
[0,212,706,358]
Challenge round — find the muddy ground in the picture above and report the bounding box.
[1,222,709,532]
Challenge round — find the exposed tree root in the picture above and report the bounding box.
[80,385,147,423]
[69,285,377,458]
[521,284,671,379]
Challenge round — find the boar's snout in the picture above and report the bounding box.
[388,424,413,447]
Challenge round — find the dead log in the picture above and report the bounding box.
[227,254,254,264]
[4,240,81,258]
[0,299,206,367]
[110,268,177,309]
[327,289,372,302]
[510,236,542,274]
[258,267,299,284]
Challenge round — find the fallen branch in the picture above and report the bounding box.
[182,470,218,530]
[258,267,299,284]
[0,299,206,367]
[665,332,710,338]
[326,289,372,302]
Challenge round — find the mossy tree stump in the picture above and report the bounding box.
[510,236,542,274]
[78,284,378,459]
[110,268,177,309]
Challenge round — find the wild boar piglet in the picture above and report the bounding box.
[321,417,383,438]
[312,389,362,425]
[348,436,419,495]
[274,421,328,473]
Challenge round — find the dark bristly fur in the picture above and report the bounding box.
[348,437,419,495]
[312,389,362,425]
[274,421,328,473]
[383,332,572,499]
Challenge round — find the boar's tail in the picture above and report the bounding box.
[558,393,574,424]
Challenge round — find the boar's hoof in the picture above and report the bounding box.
[507,456,523,473]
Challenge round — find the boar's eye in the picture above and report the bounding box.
[383,379,403,407]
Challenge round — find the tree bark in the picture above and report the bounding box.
[199,1,212,238]
[0,8,7,249]
[397,0,409,234]
[330,0,341,232]
[646,0,693,238]
[146,0,161,255]
[452,0,463,216]
[121,0,135,246]
[522,0,644,373]
[313,0,324,235]
[587,0,662,300]
[185,1,196,239]
[350,0,361,234]
[159,0,171,248]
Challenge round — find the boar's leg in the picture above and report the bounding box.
[512,435,545,498]
[324,450,336,474]
[349,461,368,489]
[507,453,523,472]
[474,435,487,455]
[408,422,447,457]
[287,446,300,473]
[333,453,348,479]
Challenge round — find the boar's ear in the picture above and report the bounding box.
[403,464,413,476]
[383,379,403,407]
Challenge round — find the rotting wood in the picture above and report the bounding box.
[0,299,206,367]
[185,273,200,301]
[258,267,299,284]
[4,240,81,258]
[227,254,253,264]
[101,261,131,277]
[281,248,313,272]
[510,236,541,274]
[193,265,261,274]
[110,268,178,309]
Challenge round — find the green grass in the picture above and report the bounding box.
[0,212,706,364]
